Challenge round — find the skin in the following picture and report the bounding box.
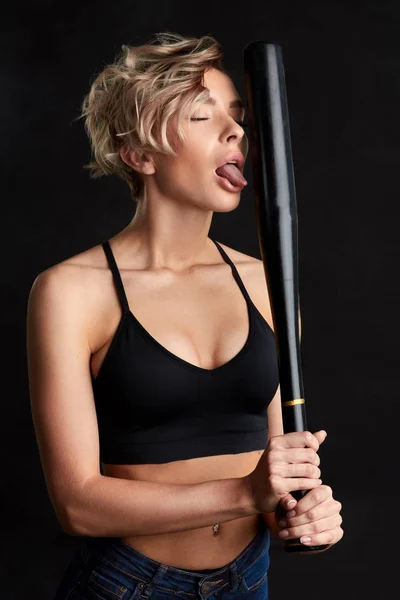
[267,431,344,552]
[119,66,343,552]
[118,68,250,270]
[27,66,343,568]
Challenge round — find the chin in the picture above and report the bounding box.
[207,193,242,213]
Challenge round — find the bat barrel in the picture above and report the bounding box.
[244,41,329,553]
[243,41,304,427]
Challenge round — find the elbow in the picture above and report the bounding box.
[57,503,86,537]
[60,505,91,537]
[56,495,89,537]
[62,520,83,537]
[61,499,94,537]
[61,474,101,537]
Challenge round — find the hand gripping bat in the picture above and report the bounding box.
[243,41,329,553]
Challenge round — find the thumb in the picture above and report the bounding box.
[275,494,298,523]
[280,494,298,511]
[313,429,327,445]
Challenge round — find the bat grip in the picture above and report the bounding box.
[281,400,330,553]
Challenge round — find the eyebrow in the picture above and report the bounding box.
[203,97,247,110]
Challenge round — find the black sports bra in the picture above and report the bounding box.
[91,238,279,465]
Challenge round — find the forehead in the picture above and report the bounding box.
[201,68,245,109]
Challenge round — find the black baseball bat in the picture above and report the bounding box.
[243,41,329,553]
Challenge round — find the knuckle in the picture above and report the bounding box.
[312,521,320,533]
[269,437,278,450]
[307,508,317,521]
[312,488,321,502]
[304,431,313,444]
[306,463,314,476]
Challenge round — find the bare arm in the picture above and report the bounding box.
[26,266,255,538]
[71,473,252,537]
[261,384,284,536]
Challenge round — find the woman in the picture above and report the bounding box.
[27,32,343,599]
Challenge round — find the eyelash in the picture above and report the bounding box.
[191,117,248,128]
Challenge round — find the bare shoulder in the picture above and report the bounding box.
[28,242,111,358]
[215,240,273,330]
[30,242,104,292]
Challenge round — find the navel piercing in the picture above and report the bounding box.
[213,523,220,535]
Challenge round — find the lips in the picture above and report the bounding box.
[215,152,245,173]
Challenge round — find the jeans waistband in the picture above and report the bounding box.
[82,514,270,597]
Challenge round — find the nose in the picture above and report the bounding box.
[225,121,247,155]
[225,118,246,141]
[224,120,248,160]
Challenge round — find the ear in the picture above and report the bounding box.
[119,145,156,175]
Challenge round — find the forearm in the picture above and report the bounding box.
[66,474,256,537]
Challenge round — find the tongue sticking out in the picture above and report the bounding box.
[215,163,247,188]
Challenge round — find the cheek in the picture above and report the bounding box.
[161,121,214,186]
[162,161,211,200]
[172,161,205,189]
[153,159,195,197]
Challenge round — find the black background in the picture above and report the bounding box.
[2,1,397,598]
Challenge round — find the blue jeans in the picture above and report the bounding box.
[53,516,270,599]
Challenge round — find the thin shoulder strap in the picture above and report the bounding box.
[211,239,253,304]
[101,240,130,314]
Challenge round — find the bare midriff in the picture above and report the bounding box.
[90,239,273,570]
[102,450,264,571]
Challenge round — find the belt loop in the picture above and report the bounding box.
[229,562,240,593]
[139,564,168,598]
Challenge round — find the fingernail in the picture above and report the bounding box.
[286,510,296,518]
[278,519,287,528]
[300,536,312,544]
[286,499,296,508]
[279,529,289,538]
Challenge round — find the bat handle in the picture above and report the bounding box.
[281,400,330,553]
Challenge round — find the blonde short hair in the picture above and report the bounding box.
[79,31,227,200]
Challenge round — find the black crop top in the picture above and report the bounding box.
[91,238,279,465]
